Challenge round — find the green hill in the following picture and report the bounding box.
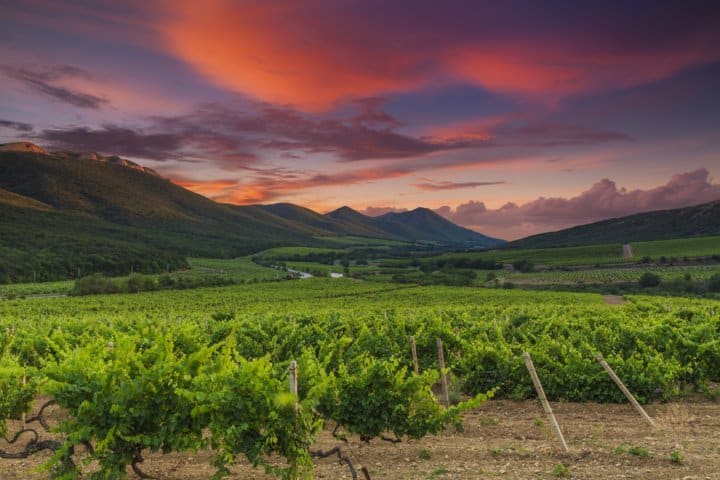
[0,146,501,282]
[0,186,51,210]
[510,200,720,249]
[0,150,322,249]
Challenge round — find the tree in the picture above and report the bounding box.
[638,272,661,288]
[512,259,534,273]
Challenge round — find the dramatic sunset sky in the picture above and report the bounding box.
[1,0,719,239]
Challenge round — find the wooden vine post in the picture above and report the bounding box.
[409,336,419,374]
[21,374,26,425]
[522,352,569,453]
[595,355,655,427]
[289,360,298,397]
[436,338,450,408]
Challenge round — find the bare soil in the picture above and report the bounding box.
[603,295,627,305]
[2,399,718,480]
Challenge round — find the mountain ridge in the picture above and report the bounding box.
[0,145,503,281]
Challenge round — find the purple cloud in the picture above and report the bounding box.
[40,125,183,160]
[0,64,108,109]
[0,119,33,132]
[436,169,720,239]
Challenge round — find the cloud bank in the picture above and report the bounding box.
[431,169,720,239]
[162,0,720,109]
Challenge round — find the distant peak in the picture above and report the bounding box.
[335,206,357,213]
[410,207,433,214]
[0,142,47,154]
[381,207,432,217]
[327,206,363,217]
[266,202,296,208]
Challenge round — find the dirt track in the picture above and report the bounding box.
[2,399,719,480]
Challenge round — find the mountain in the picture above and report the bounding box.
[258,204,503,245]
[0,145,501,281]
[372,208,504,245]
[254,203,351,236]
[324,206,394,238]
[0,148,321,244]
[509,200,720,249]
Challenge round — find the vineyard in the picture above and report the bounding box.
[429,235,720,268]
[497,264,720,285]
[1,279,719,478]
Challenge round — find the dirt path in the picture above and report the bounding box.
[622,244,634,259]
[3,399,719,480]
[603,295,627,305]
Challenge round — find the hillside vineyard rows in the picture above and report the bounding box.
[1,279,719,478]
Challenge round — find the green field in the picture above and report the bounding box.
[432,244,626,267]
[0,280,74,298]
[631,235,720,259]
[285,260,381,276]
[314,235,409,247]
[496,264,720,285]
[0,258,285,299]
[423,235,720,268]
[183,257,285,281]
[255,246,341,259]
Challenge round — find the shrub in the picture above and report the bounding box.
[512,259,535,273]
[70,274,118,295]
[638,272,661,288]
[707,273,720,292]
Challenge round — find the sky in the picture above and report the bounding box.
[1,0,719,240]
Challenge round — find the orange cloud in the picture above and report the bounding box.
[161,1,430,110]
[168,163,415,206]
[160,1,720,110]
[171,178,238,198]
[449,46,713,100]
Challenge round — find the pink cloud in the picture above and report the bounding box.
[413,180,506,191]
[436,169,720,239]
